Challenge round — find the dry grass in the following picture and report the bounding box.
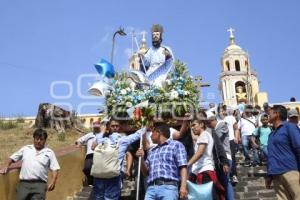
[0,124,86,167]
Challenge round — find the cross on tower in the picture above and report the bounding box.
[227,27,235,38]
[141,31,147,42]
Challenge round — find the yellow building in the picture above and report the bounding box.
[220,28,268,107]
[129,32,148,71]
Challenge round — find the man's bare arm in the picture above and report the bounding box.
[1,158,14,174]
[48,170,59,191]
[179,166,188,199]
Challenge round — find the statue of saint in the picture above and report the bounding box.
[138,24,174,87]
[236,86,247,103]
[141,24,173,72]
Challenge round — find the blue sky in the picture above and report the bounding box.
[0,0,299,116]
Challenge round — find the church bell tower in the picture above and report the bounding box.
[219,28,267,106]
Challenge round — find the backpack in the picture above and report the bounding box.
[90,142,120,178]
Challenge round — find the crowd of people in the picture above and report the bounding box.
[1,22,299,200]
[2,102,300,200]
[81,102,300,200]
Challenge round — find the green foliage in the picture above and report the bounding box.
[57,132,66,141]
[0,119,18,130]
[153,60,199,118]
[16,117,25,123]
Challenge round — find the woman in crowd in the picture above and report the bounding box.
[188,118,226,200]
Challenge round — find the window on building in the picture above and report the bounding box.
[225,61,230,71]
[235,60,241,71]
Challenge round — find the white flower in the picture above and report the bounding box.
[129,82,136,90]
[126,102,133,108]
[183,91,190,95]
[126,87,131,92]
[166,79,172,85]
[120,89,127,95]
[170,90,179,100]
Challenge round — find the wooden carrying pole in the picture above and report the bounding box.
[136,135,143,200]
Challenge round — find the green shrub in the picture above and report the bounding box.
[58,132,66,141]
[16,117,25,123]
[0,120,18,130]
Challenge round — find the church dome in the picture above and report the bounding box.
[223,28,246,55]
[225,43,242,51]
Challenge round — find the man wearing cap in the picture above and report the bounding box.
[75,121,104,186]
[288,108,300,127]
[237,105,257,167]
[266,105,300,200]
[3,129,60,200]
[256,103,270,127]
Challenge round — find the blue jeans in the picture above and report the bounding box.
[145,185,178,200]
[241,135,252,161]
[252,148,261,165]
[93,176,121,200]
[218,160,235,200]
[253,145,268,164]
[261,145,268,158]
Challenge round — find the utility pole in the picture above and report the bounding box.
[246,53,253,105]
[111,27,126,64]
[194,75,210,103]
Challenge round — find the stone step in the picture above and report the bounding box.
[235,189,276,199]
[69,153,277,200]
[70,179,136,199]
[233,153,277,200]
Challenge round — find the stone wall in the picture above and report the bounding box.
[0,146,86,200]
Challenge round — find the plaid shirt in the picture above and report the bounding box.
[145,139,187,183]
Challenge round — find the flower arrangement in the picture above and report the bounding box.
[104,59,199,126]
[153,60,199,119]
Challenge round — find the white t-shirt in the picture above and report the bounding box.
[10,145,60,182]
[191,131,215,174]
[238,116,256,136]
[224,115,237,141]
[77,132,97,155]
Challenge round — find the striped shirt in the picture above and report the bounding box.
[145,139,187,183]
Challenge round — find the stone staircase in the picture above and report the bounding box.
[67,179,136,200]
[67,153,278,200]
[234,152,277,200]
